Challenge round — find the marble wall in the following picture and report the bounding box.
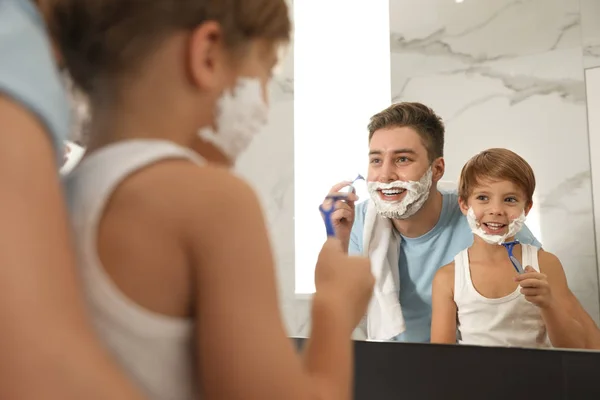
[389,0,600,323]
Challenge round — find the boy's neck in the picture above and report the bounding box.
[469,235,517,262]
[391,189,443,238]
[84,100,231,166]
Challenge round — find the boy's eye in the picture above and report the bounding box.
[476,195,488,201]
[505,197,518,203]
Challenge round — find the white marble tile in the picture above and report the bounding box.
[581,0,600,68]
[390,0,580,84]
[294,298,312,338]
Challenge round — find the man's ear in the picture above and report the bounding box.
[431,157,445,183]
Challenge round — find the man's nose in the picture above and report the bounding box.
[379,160,399,182]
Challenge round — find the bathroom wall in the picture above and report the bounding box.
[389,0,600,323]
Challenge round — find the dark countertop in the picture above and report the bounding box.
[292,338,600,400]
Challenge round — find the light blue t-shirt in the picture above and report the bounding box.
[349,190,542,343]
[0,0,69,164]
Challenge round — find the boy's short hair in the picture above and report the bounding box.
[458,148,536,206]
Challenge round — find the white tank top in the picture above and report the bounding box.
[454,244,551,348]
[65,139,203,400]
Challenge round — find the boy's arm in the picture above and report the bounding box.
[536,251,586,348]
[186,165,357,400]
[431,263,457,344]
[563,293,600,349]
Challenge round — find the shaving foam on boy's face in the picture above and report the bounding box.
[197,78,269,162]
[466,207,526,245]
[367,167,433,219]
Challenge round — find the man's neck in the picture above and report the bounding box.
[391,189,443,238]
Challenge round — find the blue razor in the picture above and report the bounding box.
[319,194,348,237]
[501,240,524,274]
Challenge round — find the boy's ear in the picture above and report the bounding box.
[458,196,469,216]
[524,200,533,217]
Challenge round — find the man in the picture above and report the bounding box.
[326,102,600,346]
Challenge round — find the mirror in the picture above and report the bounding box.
[345,0,600,350]
[60,0,600,351]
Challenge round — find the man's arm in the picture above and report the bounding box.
[515,223,542,248]
[0,96,145,399]
[430,264,458,344]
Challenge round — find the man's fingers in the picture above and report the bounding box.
[329,181,353,193]
[331,208,353,224]
[341,192,359,202]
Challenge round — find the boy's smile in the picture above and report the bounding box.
[460,178,532,241]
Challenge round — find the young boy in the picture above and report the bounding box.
[50,0,374,399]
[430,148,584,348]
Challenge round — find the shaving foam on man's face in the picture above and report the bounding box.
[367,167,433,219]
[198,78,269,162]
[466,207,526,245]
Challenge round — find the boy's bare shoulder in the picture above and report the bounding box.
[536,248,561,265]
[434,262,455,284]
[127,159,254,201]
[535,248,564,274]
[111,159,260,230]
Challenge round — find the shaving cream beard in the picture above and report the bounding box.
[367,167,433,219]
[198,78,269,161]
[466,207,526,245]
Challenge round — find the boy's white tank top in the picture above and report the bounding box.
[65,139,204,400]
[454,244,551,348]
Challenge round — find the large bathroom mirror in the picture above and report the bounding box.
[61,0,600,352]
[288,0,600,351]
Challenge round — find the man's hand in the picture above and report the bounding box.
[320,181,358,252]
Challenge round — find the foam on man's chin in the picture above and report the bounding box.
[367,167,433,220]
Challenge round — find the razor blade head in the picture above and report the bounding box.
[339,185,356,194]
[509,255,525,274]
